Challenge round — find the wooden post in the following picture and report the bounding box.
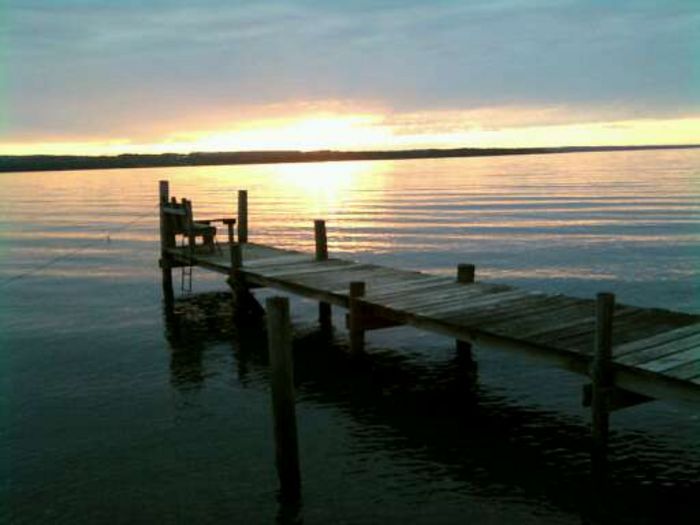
[228,242,243,287]
[159,180,170,254]
[315,220,332,330]
[456,264,476,355]
[159,180,174,307]
[349,281,366,354]
[160,258,174,312]
[457,263,475,284]
[319,302,332,333]
[224,218,236,245]
[314,220,328,261]
[266,296,301,502]
[229,242,242,275]
[226,242,243,315]
[238,190,248,244]
[591,292,615,466]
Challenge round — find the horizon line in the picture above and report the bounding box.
[3,142,700,159]
[2,143,699,174]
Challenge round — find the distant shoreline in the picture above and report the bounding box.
[1,144,699,173]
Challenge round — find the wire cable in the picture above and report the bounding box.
[0,204,159,289]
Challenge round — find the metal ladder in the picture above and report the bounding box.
[179,237,193,294]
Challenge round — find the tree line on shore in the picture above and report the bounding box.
[1,144,698,172]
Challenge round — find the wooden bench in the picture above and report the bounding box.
[162,197,235,253]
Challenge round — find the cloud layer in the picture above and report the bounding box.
[2,0,699,147]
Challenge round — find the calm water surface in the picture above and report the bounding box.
[1,150,699,524]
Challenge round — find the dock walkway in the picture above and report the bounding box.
[168,241,700,406]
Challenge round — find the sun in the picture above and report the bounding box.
[168,114,391,153]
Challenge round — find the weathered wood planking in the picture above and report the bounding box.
[168,243,700,404]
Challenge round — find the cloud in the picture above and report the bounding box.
[2,0,699,144]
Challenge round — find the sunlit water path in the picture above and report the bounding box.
[2,150,699,523]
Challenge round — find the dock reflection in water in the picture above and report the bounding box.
[164,292,699,525]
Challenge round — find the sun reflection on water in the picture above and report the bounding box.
[258,160,388,218]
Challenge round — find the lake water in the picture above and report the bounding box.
[1,150,699,524]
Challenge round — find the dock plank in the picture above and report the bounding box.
[663,359,700,381]
[535,307,680,353]
[617,332,700,366]
[613,324,700,358]
[638,347,700,373]
[381,283,509,311]
[368,280,487,303]
[478,296,585,333]
[364,276,454,299]
[425,291,545,321]
[285,266,401,290]
[517,302,598,337]
[245,254,316,268]
[340,273,447,295]
[248,260,358,278]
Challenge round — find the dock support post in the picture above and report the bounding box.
[314,220,328,261]
[349,281,366,354]
[227,242,244,314]
[238,190,248,244]
[591,292,615,469]
[229,242,242,274]
[266,296,302,502]
[455,264,476,356]
[159,180,174,308]
[315,220,332,331]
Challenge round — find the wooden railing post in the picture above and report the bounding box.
[238,190,248,243]
[226,242,243,315]
[456,263,476,355]
[159,180,170,254]
[591,292,615,466]
[315,220,332,330]
[349,281,366,354]
[182,198,196,256]
[158,180,174,307]
[266,296,302,502]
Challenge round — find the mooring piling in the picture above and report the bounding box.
[457,263,475,285]
[238,190,248,243]
[314,220,332,330]
[314,220,328,261]
[266,296,302,502]
[227,242,244,314]
[349,281,366,354]
[228,242,242,276]
[158,180,174,306]
[591,292,615,465]
[455,263,476,356]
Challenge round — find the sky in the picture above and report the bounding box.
[1,0,699,155]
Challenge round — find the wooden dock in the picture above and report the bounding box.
[157,180,700,480]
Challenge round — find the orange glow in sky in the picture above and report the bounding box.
[1,110,699,156]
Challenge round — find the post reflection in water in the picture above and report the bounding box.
[163,291,268,388]
[156,291,700,525]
